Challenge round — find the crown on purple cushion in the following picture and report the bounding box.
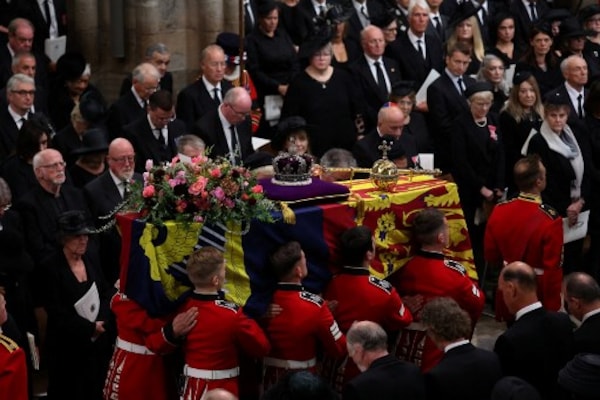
[271,137,314,186]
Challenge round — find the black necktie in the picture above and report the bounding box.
[457,77,464,95]
[360,5,370,25]
[229,125,240,164]
[529,1,537,21]
[319,5,326,17]
[155,129,166,146]
[578,94,584,119]
[122,180,131,200]
[374,61,388,95]
[417,39,425,60]
[44,0,52,30]
[213,87,221,105]
[480,7,487,25]
[434,16,443,38]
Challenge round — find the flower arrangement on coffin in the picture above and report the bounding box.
[124,155,276,229]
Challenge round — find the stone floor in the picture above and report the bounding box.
[472,306,506,351]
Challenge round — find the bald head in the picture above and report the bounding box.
[107,138,135,180]
[499,261,539,314]
[377,106,405,138]
[204,389,237,400]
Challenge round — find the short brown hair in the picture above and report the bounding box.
[421,297,472,341]
[187,247,224,287]
[413,208,445,245]
[270,241,302,280]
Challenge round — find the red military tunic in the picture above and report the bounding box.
[485,193,563,321]
[0,333,28,400]
[180,292,270,399]
[389,250,485,372]
[262,283,347,390]
[323,267,413,389]
[103,293,180,400]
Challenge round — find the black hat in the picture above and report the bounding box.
[544,91,571,107]
[56,52,87,81]
[513,70,532,86]
[71,128,109,156]
[579,4,600,23]
[371,11,397,29]
[491,376,541,400]
[216,32,245,65]
[448,1,481,28]
[325,3,354,25]
[298,26,334,60]
[273,116,311,150]
[464,81,494,98]
[558,353,600,398]
[56,210,95,238]
[391,81,418,98]
[79,91,106,123]
[559,17,592,39]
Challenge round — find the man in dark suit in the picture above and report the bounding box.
[14,0,67,54]
[350,25,402,132]
[106,62,160,140]
[124,90,186,173]
[119,43,173,96]
[0,52,47,114]
[0,73,35,162]
[243,0,258,35]
[494,261,573,400]
[426,41,475,173]
[0,18,48,91]
[563,272,600,356]
[386,0,444,87]
[84,138,141,284]
[353,104,415,168]
[509,0,549,52]
[193,86,254,165]
[343,320,426,400]
[422,297,502,400]
[346,0,386,47]
[176,44,233,132]
[425,0,448,42]
[546,55,588,130]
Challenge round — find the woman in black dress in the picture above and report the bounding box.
[281,38,364,157]
[522,96,588,274]
[452,82,505,273]
[499,71,544,196]
[44,210,113,400]
[486,13,521,67]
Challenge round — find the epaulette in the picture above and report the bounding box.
[444,259,467,276]
[540,203,560,220]
[0,334,20,353]
[300,291,324,307]
[215,299,240,313]
[369,276,392,294]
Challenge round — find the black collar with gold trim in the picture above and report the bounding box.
[276,283,303,291]
[417,249,445,260]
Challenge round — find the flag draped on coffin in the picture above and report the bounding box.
[117,177,474,318]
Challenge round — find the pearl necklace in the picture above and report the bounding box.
[475,118,487,128]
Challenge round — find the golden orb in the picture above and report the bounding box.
[370,158,399,191]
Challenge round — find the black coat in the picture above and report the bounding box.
[573,312,600,356]
[385,31,444,87]
[352,129,417,169]
[509,0,549,53]
[493,307,573,400]
[175,78,233,131]
[106,90,147,140]
[343,354,426,400]
[193,108,254,163]
[123,115,186,173]
[14,0,67,54]
[0,107,21,161]
[425,343,503,400]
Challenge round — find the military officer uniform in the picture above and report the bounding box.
[0,332,28,400]
[485,193,563,321]
[389,250,485,372]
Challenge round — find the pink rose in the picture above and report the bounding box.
[188,176,208,196]
[212,187,225,201]
[488,125,498,141]
[210,168,222,178]
[251,184,263,194]
[142,185,155,198]
[145,159,154,171]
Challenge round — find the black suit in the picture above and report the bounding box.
[509,0,549,52]
[84,170,142,284]
[123,115,186,173]
[425,342,502,400]
[426,71,475,171]
[193,108,254,164]
[426,14,449,43]
[343,354,426,400]
[176,78,233,132]
[0,45,49,91]
[494,307,573,400]
[244,0,258,35]
[0,107,21,161]
[352,129,417,168]
[573,312,600,356]
[106,90,147,140]
[14,0,67,54]
[385,31,444,87]
[345,1,385,47]
[350,55,402,131]
[546,83,588,132]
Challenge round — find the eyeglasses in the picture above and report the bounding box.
[11,90,35,96]
[110,155,136,164]
[228,103,250,117]
[39,161,66,170]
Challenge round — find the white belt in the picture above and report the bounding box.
[183,365,239,380]
[116,337,154,355]
[264,357,317,369]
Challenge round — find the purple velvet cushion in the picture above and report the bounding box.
[259,178,350,205]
